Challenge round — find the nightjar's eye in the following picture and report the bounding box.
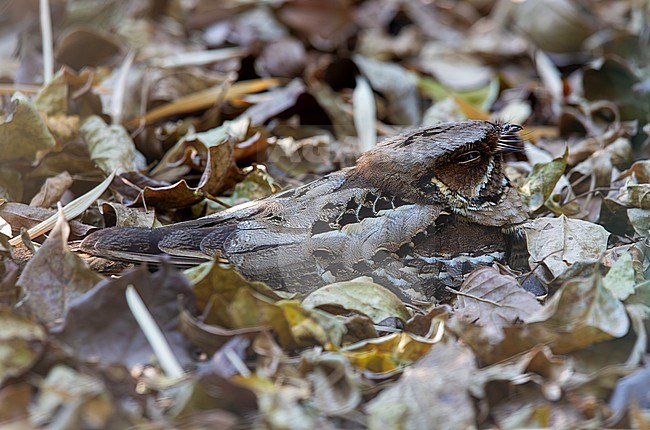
[456,151,481,164]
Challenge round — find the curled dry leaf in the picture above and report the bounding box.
[455,271,630,365]
[470,345,569,401]
[525,273,630,353]
[8,171,115,246]
[341,331,440,375]
[29,171,73,208]
[55,26,124,70]
[277,300,347,348]
[186,261,341,350]
[179,308,263,355]
[99,202,157,228]
[206,165,279,210]
[34,67,103,116]
[186,260,287,311]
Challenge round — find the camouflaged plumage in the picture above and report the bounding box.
[81,120,529,302]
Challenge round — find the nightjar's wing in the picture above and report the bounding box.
[81,170,442,293]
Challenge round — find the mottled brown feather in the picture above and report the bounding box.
[81,120,529,301]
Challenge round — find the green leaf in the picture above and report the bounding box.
[603,252,636,301]
[302,276,411,323]
[520,147,568,211]
[0,93,56,162]
[80,115,146,175]
[0,307,46,385]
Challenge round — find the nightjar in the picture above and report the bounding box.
[81,120,529,302]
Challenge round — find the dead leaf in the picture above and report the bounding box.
[278,300,347,348]
[603,252,636,301]
[0,169,23,201]
[0,383,31,426]
[365,340,476,430]
[354,54,421,125]
[277,0,354,50]
[513,0,595,52]
[0,202,94,239]
[353,75,377,153]
[341,332,439,375]
[525,272,630,353]
[299,350,362,415]
[30,365,115,428]
[0,93,56,161]
[302,276,411,323]
[525,215,610,280]
[470,345,569,401]
[0,307,47,385]
[179,308,263,355]
[16,210,103,323]
[34,67,102,116]
[127,78,280,127]
[29,170,73,208]
[243,79,306,127]
[0,260,19,306]
[186,260,286,311]
[419,45,493,90]
[454,267,542,343]
[54,262,195,367]
[55,26,124,70]
[80,115,146,175]
[608,366,650,425]
[520,147,568,212]
[99,202,157,228]
[255,37,306,78]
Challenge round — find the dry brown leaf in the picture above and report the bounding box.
[366,340,476,430]
[29,171,73,208]
[16,210,102,323]
[454,267,542,343]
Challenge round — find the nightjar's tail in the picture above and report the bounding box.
[80,218,237,265]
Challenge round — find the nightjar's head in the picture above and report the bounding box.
[355,120,527,224]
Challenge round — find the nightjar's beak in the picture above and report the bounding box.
[495,123,524,154]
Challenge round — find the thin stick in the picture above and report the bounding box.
[445,287,502,307]
[126,285,184,379]
[39,0,54,84]
[111,49,136,125]
[561,187,619,207]
[203,192,233,209]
